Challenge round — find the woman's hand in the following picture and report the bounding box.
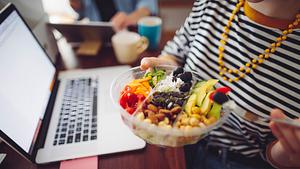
[111,12,132,32]
[69,0,82,11]
[269,109,300,167]
[140,55,179,70]
[111,7,151,32]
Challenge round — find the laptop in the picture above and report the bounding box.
[48,22,114,44]
[0,4,145,164]
[48,22,115,56]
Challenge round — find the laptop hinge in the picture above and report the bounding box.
[32,78,60,159]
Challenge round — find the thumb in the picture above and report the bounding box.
[270,109,286,119]
[140,57,166,70]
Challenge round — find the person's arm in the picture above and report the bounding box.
[111,0,158,31]
[69,0,82,11]
[135,0,158,15]
[111,7,151,32]
[267,109,300,168]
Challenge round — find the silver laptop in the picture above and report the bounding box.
[0,4,145,164]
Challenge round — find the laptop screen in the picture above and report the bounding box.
[0,10,56,154]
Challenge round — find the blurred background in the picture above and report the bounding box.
[0,0,194,64]
[42,0,194,31]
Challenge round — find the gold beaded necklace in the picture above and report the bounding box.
[218,0,300,83]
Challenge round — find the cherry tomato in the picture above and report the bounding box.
[209,91,216,101]
[119,93,127,109]
[137,94,146,102]
[126,92,138,107]
[119,91,139,114]
[216,87,231,94]
[121,85,133,95]
[125,107,135,115]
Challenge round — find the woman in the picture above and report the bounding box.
[140,0,300,168]
[69,0,158,31]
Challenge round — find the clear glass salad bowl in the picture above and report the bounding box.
[110,65,231,147]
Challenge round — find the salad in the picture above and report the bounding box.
[119,67,231,130]
[119,68,166,114]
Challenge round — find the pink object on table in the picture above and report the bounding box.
[60,156,98,169]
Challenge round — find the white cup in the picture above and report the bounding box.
[112,31,149,64]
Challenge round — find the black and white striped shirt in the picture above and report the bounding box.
[163,0,300,158]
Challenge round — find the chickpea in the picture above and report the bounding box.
[163,117,170,124]
[165,125,172,129]
[158,121,166,127]
[185,125,192,130]
[199,122,206,128]
[180,125,186,130]
[144,118,152,124]
[189,117,200,126]
[136,112,145,121]
[191,114,201,120]
[181,117,190,125]
[192,107,201,114]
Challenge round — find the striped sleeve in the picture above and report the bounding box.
[162,0,300,158]
[162,0,209,63]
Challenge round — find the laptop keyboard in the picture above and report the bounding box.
[53,78,98,146]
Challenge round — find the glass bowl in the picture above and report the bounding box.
[110,65,230,147]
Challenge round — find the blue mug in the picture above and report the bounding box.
[138,17,162,50]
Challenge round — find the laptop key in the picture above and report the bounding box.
[91,136,97,140]
[83,135,89,141]
[75,133,81,142]
[58,140,65,145]
[67,136,73,143]
[68,130,74,135]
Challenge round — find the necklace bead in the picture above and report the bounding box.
[239,66,245,71]
[282,35,287,40]
[264,54,270,59]
[276,42,281,47]
[218,0,299,83]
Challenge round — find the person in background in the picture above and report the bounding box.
[140,0,300,168]
[69,0,158,31]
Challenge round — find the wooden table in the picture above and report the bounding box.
[0,31,188,169]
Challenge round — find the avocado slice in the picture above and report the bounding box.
[184,93,197,115]
[200,91,214,115]
[195,79,218,107]
[207,102,221,120]
[193,81,206,90]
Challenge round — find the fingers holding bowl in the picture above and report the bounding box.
[270,109,300,154]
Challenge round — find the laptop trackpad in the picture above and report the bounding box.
[99,112,145,154]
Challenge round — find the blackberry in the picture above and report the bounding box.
[178,72,192,82]
[173,67,184,76]
[213,92,229,104]
[179,82,192,92]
